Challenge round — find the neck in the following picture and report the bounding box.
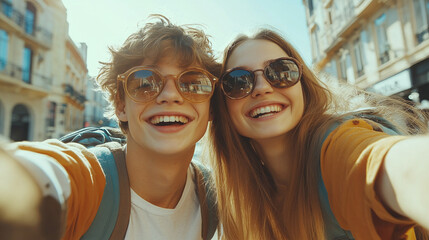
[125,140,195,209]
[252,133,295,187]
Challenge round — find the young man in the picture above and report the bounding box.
[0,15,220,240]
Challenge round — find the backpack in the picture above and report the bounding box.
[317,114,400,240]
[59,127,218,240]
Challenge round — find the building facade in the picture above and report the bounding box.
[303,0,429,107]
[84,75,117,128]
[0,0,87,141]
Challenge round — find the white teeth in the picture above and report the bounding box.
[150,115,189,124]
[250,104,283,118]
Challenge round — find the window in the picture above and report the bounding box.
[22,47,32,83]
[353,38,365,77]
[311,26,320,62]
[413,0,429,43]
[323,59,338,78]
[375,13,390,64]
[25,2,36,35]
[340,58,347,81]
[47,101,57,127]
[0,29,8,70]
[339,52,351,82]
[1,0,12,17]
[308,0,314,16]
[10,104,30,141]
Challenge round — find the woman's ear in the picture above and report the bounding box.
[115,101,128,122]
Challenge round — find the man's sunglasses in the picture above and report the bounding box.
[220,57,302,99]
[117,66,217,103]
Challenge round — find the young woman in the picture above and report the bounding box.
[210,29,429,239]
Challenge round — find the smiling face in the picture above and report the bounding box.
[224,39,305,142]
[116,56,211,155]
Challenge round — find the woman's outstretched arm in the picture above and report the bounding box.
[321,119,420,239]
[378,135,429,230]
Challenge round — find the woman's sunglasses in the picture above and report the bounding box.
[117,66,218,103]
[220,57,302,99]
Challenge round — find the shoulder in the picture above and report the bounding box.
[324,116,399,144]
[12,139,88,155]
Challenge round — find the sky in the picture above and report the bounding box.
[62,0,312,77]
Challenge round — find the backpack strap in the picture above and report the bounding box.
[80,142,131,240]
[191,161,218,240]
[80,144,121,240]
[106,143,130,240]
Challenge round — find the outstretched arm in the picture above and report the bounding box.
[0,145,44,239]
[378,135,429,230]
[1,139,106,239]
[321,119,424,239]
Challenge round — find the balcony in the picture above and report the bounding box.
[0,60,52,97]
[64,83,86,107]
[0,1,53,49]
[416,27,429,44]
[0,59,52,86]
[22,25,53,49]
[0,1,24,29]
[323,1,385,60]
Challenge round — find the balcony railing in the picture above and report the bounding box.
[0,1,52,47]
[0,59,53,89]
[1,0,12,17]
[64,83,86,105]
[34,25,53,46]
[379,51,390,65]
[1,1,24,28]
[416,27,429,44]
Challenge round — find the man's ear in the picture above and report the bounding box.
[115,101,128,122]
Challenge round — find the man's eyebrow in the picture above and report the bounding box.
[143,64,157,68]
[262,59,272,66]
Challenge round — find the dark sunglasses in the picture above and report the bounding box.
[117,66,217,103]
[220,57,302,99]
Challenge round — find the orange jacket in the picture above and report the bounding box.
[321,119,416,240]
[15,140,105,239]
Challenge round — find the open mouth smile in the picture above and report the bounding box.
[149,115,190,126]
[248,104,285,119]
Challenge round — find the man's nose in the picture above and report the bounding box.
[156,78,184,104]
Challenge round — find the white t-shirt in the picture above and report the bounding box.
[125,167,202,240]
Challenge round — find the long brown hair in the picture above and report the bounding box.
[210,29,428,239]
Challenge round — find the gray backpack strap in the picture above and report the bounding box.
[105,143,130,240]
[191,161,218,240]
[318,177,354,239]
[80,145,121,240]
[318,120,354,240]
[80,143,130,240]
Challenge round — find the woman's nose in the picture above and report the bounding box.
[251,71,274,98]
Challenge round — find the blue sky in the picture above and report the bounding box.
[62,0,311,77]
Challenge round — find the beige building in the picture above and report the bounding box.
[0,0,87,141]
[303,0,429,106]
[84,75,117,128]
